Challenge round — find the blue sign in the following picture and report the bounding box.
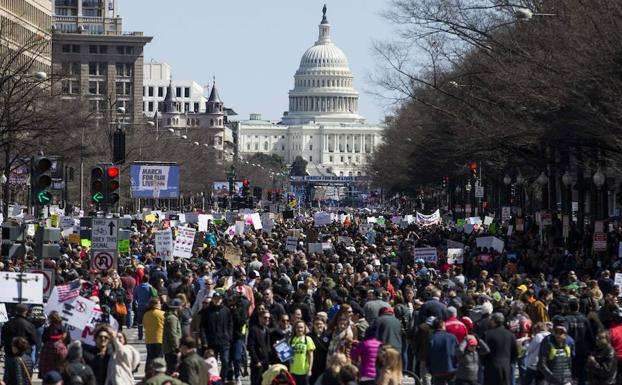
[130,164,180,198]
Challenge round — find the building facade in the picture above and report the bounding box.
[52,0,151,124]
[142,61,208,118]
[1,0,53,73]
[155,80,236,161]
[237,7,384,176]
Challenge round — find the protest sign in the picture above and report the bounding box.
[155,229,173,260]
[0,303,8,322]
[172,226,196,259]
[198,214,213,232]
[467,217,482,225]
[337,236,353,245]
[235,221,245,235]
[44,288,97,330]
[616,273,622,297]
[251,213,262,230]
[359,223,373,235]
[447,248,465,264]
[483,216,494,226]
[476,236,505,253]
[274,340,293,362]
[308,243,333,254]
[0,272,43,304]
[502,206,511,222]
[286,236,298,252]
[414,247,438,263]
[224,246,242,266]
[314,212,332,227]
[415,210,441,226]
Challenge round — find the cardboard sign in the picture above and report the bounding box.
[172,226,196,259]
[447,248,464,264]
[155,229,173,260]
[414,247,438,263]
[224,246,242,266]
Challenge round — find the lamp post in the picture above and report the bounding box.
[562,170,572,219]
[537,171,549,210]
[503,173,512,207]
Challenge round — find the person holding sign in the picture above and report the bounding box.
[289,320,315,385]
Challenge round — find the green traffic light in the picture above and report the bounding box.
[37,191,52,204]
[92,191,104,203]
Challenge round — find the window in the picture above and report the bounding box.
[329,156,333,162]
[72,45,80,53]
[115,82,131,95]
[194,102,199,112]
[158,87,164,97]
[142,87,145,96]
[184,102,190,112]
[88,62,106,76]
[309,144,313,150]
[210,119,214,126]
[62,44,71,53]
[116,46,124,54]
[89,45,97,54]
[148,101,154,112]
[254,143,259,150]
[247,144,251,150]
[126,46,135,55]
[282,145,285,151]
[62,79,79,95]
[148,87,154,97]
[219,119,222,125]
[61,62,80,75]
[184,87,190,98]
[88,80,105,95]
[264,142,268,151]
[309,156,313,162]
[340,156,344,162]
[176,87,181,98]
[99,45,107,54]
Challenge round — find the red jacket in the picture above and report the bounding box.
[445,317,468,343]
[609,323,622,360]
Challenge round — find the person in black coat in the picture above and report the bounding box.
[247,310,273,385]
[1,304,37,358]
[200,292,233,378]
[482,313,518,385]
[3,336,33,385]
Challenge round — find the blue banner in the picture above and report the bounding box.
[130,164,180,198]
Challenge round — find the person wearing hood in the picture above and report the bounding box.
[62,341,96,385]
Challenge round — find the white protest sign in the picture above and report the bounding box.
[60,216,75,229]
[251,213,263,230]
[0,303,8,322]
[198,214,213,232]
[507,225,514,236]
[172,226,196,259]
[502,206,511,222]
[337,236,353,245]
[466,217,482,225]
[414,247,438,263]
[0,272,44,304]
[286,236,298,252]
[262,218,274,234]
[155,229,173,260]
[308,243,333,254]
[447,248,464,264]
[235,221,245,235]
[476,236,505,253]
[183,212,199,224]
[483,216,494,226]
[616,273,622,297]
[44,289,97,330]
[367,217,377,224]
[314,212,332,227]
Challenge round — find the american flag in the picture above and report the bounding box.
[57,279,81,302]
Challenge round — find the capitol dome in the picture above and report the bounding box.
[282,6,363,125]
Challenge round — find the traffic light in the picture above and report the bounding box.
[242,179,251,198]
[442,176,448,189]
[32,156,53,205]
[469,162,477,179]
[106,165,120,205]
[91,166,105,205]
[275,187,282,202]
[267,189,273,202]
[113,129,126,164]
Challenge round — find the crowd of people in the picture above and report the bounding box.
[1,208,622,385]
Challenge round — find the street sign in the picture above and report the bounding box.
[92,251,116,271]
[27,268,55,299]
[475,185,484,198]
[91,219,118,250]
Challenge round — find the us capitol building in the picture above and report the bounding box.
[236,6,384,177]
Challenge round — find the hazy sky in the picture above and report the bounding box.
[119,1,394,123]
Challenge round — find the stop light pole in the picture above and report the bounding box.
[31,156,53,219]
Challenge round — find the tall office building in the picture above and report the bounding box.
[52,0,152,124]
[0,0,53,73]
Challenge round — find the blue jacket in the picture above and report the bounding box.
[135,283,154,306]
[427,330,458,375]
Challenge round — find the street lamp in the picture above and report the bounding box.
[516,173,525,185]
[503,174,512,185]
[465,181,472,192]
[562,171,572,187]
[515,8,556,20]
[536,172,548,186]
[593,168,605,187]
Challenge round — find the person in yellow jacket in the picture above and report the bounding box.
[528,288,552,324]
[143,297,165,365]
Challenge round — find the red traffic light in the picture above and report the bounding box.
[469,162,477,171]
[243,179,249,186]
[275,188,281,193]
[107,166,120,178]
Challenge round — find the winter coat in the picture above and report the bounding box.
[200,303,233,348]
[247,324,272,365]
[538,337,573,385]
[143,308,165,344]
[350,337,382,379]
[427,330,458,376]
[587,345,617,385]
[456,338,490,381]
[39,338,68,378]
[565,311,595,356]
[482,326,518,385]
[178,351,209,385]
[3,354,33,385]
[376,313,403,351]
[63,360,97,385]
[163,311,182,355]
[105,337,140,385]
[1,315,37,357]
